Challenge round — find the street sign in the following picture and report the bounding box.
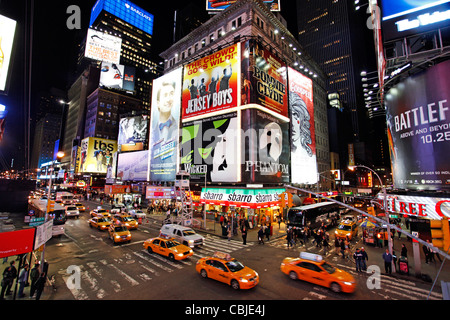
[34,219,53,250]
[29,217,45,227]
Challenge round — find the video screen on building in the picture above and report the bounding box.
[78,137,118,174]
[100,62,136,93]
[385,59,450,191]
[117,150,149,181]
[85,28,122,65]
[206,0,280,12]
[182,43,240,120]
[0,14,17,94]
[149,68,183,182]
[118,115,148,152]
[287,67,318,185]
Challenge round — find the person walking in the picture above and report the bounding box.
[334,237,340,255]
[382,249,393,274]
[1,261,16,298]
[258,226,265,245]
[241,225,247,245]
[353,248,364,272]
[265,223,270,241]
[227,221,232,241]
[423,241,432,264]
[286,228,293,248]
[29,262,40,298]
[340,239,346,259]
[361,247,369,271]
[34,272,46,300]
[18,263,29,298]
[400,244,408,258]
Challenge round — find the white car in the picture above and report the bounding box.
[65,205,80,218]
[160,224,205,248]
[129,209,146,220]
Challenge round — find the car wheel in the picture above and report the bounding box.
[147,247,153,254]
[231,280,240,290]
[289,271,298,280]
[330,282,341,293]
[200,269,208,278]
[168,253,175,261]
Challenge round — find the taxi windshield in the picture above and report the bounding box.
[114,226,127,232]
[122,216,134,221]
[321,262,337,274]
[98,218,110,222]
[226,260,245,272]
[338,224,352,231]
[98,209,107,213]
[165,240,181,248]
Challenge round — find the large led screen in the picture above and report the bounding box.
[182,43,240,120]
[118,115,148,152]
[117,150,149,181]
[0,14,16,94]
[85,29,122,64]
[288,67,318,184]
[78,137,118,174]
[206,0,280,11]
[385,59,450,191]
[149,68,182,182]
[241,108,290,184]
[180,112,239,183]
[241,40,288,117]
[100,62,136,92]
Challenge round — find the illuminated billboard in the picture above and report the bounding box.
[149,68,183,182]
[182,43,240,120]
[117,150,149,181]
[0,14,17,94]
[90,0,154,35]
[241,41,288,117]
[118,115,148,152]
[381,0,450,41]
[206,0,280,12]
[85,29,122,64]
[78,137,118,174]
[385,59,450,191]
[288,67,318,184]
[100,62,136,92]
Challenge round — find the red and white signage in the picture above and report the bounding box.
[0,229,36,258]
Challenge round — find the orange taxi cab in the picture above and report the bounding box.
[90,207,111,218]
[196,252,259,290]
[112,213,138,230]
[88,216,112,231]
[281,252,356,293]
[143,236,193,261]
[108,223,131,244]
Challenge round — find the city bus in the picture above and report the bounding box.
[28,199,67,236]
[56,191,74,205]
[286,202,344,230]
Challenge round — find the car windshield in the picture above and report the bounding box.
[98,218,110,222]
[123,216,134,221]
[338,224,352,231]
[165,240,181,248]
[98,209,107,213]
[183,229,196,236]
[321,262,337,274]
[114,226,127,232]
[226,260,245,272]
[67,207,77,210]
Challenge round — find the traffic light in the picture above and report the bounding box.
[47,200,55,212]
[367,206,375,216]
[430,219,450,252]
[278,192,286,209]
[287,193,294,208]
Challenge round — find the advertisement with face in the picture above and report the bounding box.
[182,44,240,120]
[241,108,290,183]
[385,59,450,191]
[149,68,182,182]
[118,115,148,152]
[117,150,149,181]
[78,137,117,174]
[241,41,288,117]
[288,67,318,184]
[0,14,16,93]
[181,112,239,183]
[100,62,136,92]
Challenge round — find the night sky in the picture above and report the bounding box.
[0,0,297,172]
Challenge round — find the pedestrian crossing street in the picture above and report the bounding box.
[58,235,253,300]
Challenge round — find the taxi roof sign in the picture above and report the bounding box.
[300,252,323,262]
[213,251,232,261]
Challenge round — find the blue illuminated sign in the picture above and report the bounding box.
[381,0,450,21]
[90,0,154,35]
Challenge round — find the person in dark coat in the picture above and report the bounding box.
[35,272,47,300]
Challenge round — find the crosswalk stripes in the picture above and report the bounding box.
[59,235,251,300]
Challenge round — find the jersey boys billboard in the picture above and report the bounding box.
[385,59,450,191]
[182,44,240,120]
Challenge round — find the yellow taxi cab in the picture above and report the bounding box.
[112,213,138,230]
[143,236,193,261]
[108,223,131,244]
[281,252,356,293]
[335,219,358,240]
[88,216,112,230]
[90,208,111,218]
[74,202,86,212]
[196,252,259,290]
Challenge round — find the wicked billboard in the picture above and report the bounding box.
[385,59,450,191]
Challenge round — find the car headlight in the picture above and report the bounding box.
[239,278,248,282]
[346,233,351,236]
[115,235,120,239]
[343,281,353,286]
[177,253,184,257]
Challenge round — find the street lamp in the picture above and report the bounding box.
[349,164,395,272]
[40,151,64,273]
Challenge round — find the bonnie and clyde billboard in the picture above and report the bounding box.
[385,60,450,191]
